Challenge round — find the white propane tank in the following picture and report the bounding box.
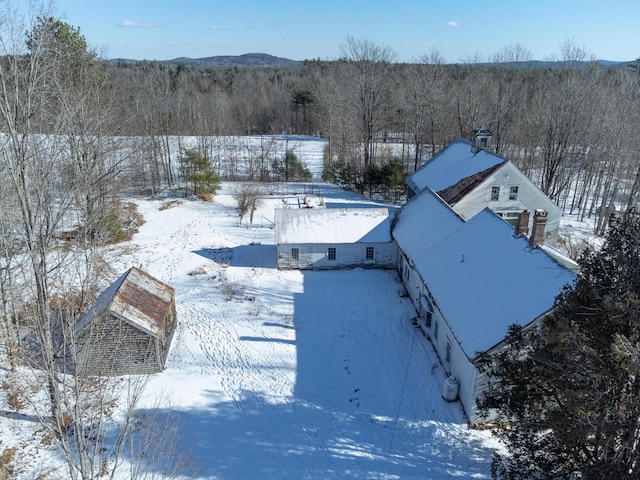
[442,375,459,402]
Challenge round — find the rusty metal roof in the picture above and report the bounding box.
[77,267,174,337]
[437,161,505,205]
[109,267,174,336]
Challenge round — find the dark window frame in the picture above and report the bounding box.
[365,246,374,260]
[425,310,432,329]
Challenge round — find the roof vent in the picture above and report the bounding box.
[471,127,493,154]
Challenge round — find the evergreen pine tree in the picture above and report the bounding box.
[479,212,640,480]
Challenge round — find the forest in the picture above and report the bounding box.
[1,5,640,479]
[3,14,639,234]
[97,38,640,236]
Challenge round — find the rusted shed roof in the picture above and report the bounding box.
[437,161,505,205]
[77,267,174,337]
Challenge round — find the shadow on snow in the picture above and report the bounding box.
[124,264,494,479]
[193,244,277,269]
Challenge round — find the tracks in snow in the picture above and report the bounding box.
[176,268,340,477]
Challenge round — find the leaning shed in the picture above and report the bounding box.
[275,207,396,270]
[74,267,177,376]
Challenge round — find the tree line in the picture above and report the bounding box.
[3,16,639,228]
[88,38,640,232]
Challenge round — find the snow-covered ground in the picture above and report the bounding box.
[124,185,501,479]
[1,134,607,479]
[0,137,608,480]
[0,182,501,479]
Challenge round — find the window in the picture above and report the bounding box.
[490,186,500,201]
[291,248,299,260]
[509,185,519,200]
[433,320,439,340]
[446,339,452,363]
[497,212,520,227]
[328,247,336,260]
[365,246,374,260]
[425,311,432,329]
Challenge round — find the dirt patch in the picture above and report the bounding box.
[160,200,183,211]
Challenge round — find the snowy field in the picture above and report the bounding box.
[0,181,500,479]
[0,135,605,479]
[119,185,500,479]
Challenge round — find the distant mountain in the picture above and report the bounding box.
[109,53,636,71]
[110,53,303,68]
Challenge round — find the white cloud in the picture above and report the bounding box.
[446,21,460,27]
[119,20,159,28]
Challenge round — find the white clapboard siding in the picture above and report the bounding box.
[275,207,396,270]
[277,242,396,270]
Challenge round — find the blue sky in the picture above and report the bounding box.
[52,0,639,62]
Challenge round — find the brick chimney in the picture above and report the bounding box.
[529,209,548,248]
[515,210,530,237]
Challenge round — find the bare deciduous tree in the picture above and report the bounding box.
[232,183,263,224]
[399,48,447,171]
[339,36,397,169]
[0,5,190,479]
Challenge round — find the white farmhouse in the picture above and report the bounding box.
[407,130,562,244]
[392,187,576,423]
[273,167,575,423]
[275,207,396,270]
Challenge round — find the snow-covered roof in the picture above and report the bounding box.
[393,192,576,357]
[275,207,392,244]
[392,188,464,255]
[77,267,174,337]
[407,137,507,194]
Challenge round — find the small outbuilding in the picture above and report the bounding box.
[74,267,177,375]
[275,207,396,270]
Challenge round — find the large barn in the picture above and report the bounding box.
[74,267,177,376]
